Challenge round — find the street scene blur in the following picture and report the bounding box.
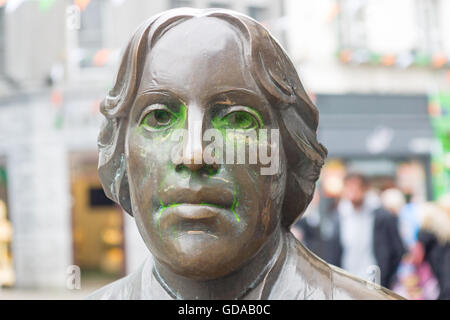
[0,0,449,300]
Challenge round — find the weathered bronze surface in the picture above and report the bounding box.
[89,8,404,300]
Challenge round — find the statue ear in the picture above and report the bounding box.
[108,152,133,217]
[98,118,134,217]
[281,160,317,228]
[278,106,326,228]
[117,171,133,216]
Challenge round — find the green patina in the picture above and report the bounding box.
[157,202,181,238]
[212,108,264,137]
[156,186,241,238]
[204,166,219,177]
[140,103,249,237]
[212,108,264,152]
[230,186,240,222]
[138,103,187,140]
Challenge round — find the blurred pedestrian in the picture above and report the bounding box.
[291,190,321,248]
[377,188,408,288]
[292,188,342,267]
[412,195,450,300]
[380,188,405,216]
[398,191,421,250]
[336,173,405,288]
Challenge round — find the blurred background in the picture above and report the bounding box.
[0,0,448,299]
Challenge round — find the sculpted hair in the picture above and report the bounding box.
[97,8,327,228]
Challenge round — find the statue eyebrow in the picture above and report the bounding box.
[136,87,266,110]
[135,88,185,109]
[210,88,259,99]
[208,88,261,103]
[139,87,180,98]
[133,88,185,120]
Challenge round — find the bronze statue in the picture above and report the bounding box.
[88,8,404,299]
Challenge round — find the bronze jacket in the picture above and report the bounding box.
[86,232,403,300]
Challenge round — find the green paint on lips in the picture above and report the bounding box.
[156,188,241,238]
[157,202,182,238]
[199,202,222,208]
[231,186,240,222]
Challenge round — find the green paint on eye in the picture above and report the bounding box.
[156,109,170,121]
[212,108,263,135]
[234,112,253,128]
[140,109,173,129]
[173,103,187,130]
[139,103,187,133]
[211,116,227,137]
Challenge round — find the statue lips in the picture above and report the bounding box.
[158,186,234,208]
[157,186,236,238]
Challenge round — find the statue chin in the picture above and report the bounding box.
[158,258,237,281]
[149,232,268,281]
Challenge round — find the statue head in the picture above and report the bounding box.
[97,8,327,280]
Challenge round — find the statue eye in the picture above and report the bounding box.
[222,111,260,130]
[140,107,175,130]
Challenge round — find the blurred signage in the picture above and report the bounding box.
[366,126,394,154]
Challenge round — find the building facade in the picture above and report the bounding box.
[285,0,450,201]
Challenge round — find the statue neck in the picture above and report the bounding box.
[152,226,285,300]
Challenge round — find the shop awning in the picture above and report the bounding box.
[316,94,434,157]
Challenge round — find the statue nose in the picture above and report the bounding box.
[182,162,205,172]
[174,104,219,173]
[181,114,205,172]
[182,149,205,171]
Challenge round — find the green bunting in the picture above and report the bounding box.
[39,0,56,12]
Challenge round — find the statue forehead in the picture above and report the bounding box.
[140,17,253,94]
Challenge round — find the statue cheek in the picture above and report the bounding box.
[128,131,171,168]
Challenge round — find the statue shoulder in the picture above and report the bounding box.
[85,271,142,300]
[284,232,405,300]
[85,256,153,300]
[328,264,405,300]
[274,232,334,299]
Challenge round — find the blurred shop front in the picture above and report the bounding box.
[0,160,14,287]
[316,94,434,201]
[70,152,125,283]
[0,90,149,290]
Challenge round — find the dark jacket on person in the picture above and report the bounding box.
[417,205,450,300]
[298,206,405,288]
[418,230,450,300]
[295,209,342,267]
[371,208,406,288]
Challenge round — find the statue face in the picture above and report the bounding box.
[125,17,286,280]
